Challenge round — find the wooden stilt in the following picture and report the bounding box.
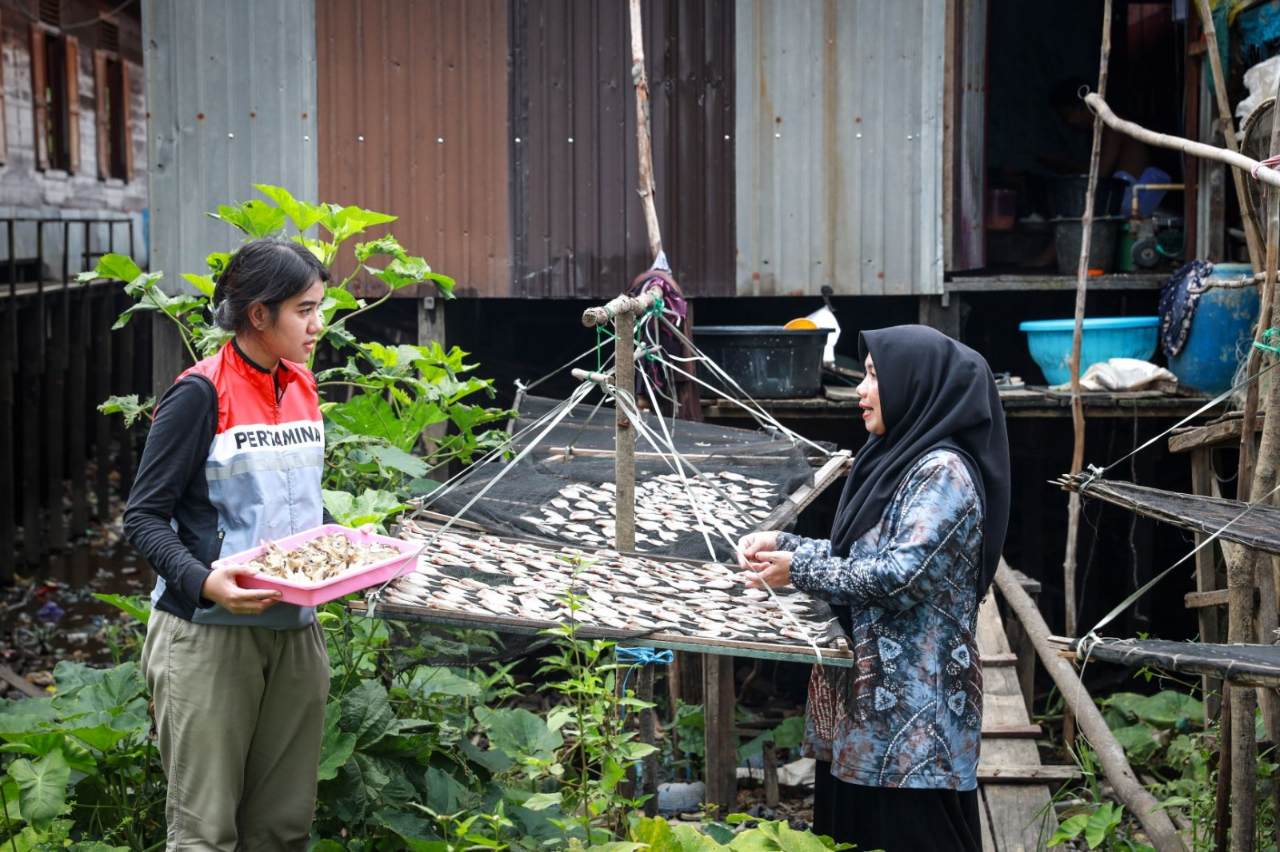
[702,653,737,817]
[94,287,113,521]
[1063,0,1114,749]
[20,303,44,566]
[68,283,90,535]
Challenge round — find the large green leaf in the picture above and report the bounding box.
[423,765,474,815]
[317,701,357,782]
[339,679,395,748]
[1084,802,1124,849]
[366,444,429,478]
[405,666,481,701]
[0,733,94,775]
[254,183,326,231]
[50,662,148,733]
[92,593,151,625]
[319,204,398,242]
[1048,813,1089,846]
[322,488,407,528]
[459,736,513,775]
[7,749,70,829]
[472,706,562,764]
[209,200,287,238]
[373,807,442,847]
[1103,691,1203,730]
[0,698,59,735]
[78,253,141,284]
[180,272,216,297]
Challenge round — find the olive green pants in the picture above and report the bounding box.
[141,610,329,851]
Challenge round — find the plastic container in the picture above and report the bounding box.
[1052,216,1122,274]
[1047,175,1127,218]
[215,524,421,606]
[1018,316,1160,386]
[1167,263,1260,395]
[693,325,832,398]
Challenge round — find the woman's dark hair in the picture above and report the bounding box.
[211,238,330,332]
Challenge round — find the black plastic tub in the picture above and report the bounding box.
[693,325,832,399]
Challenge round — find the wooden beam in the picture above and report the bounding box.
[981,723,1044,739]
[0,664,44,698]
[978,765,1081,784]
[993,563,1188,851]
[702,653,736,817]
[1169,416,1249,454]
[1185,589,1231,609]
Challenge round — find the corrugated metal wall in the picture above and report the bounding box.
[316,0,510,298]
[143,0,318,282]
[734,0,945,296]
[511,0,734,299]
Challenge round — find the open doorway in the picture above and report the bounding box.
[970,1,1188,279]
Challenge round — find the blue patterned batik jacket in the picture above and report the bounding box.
[779,449,985,791]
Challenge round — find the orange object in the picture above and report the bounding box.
[784,317,818,330]
[1087,268,1105,277]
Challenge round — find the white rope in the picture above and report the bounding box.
[654,315,833,456]
[1100,357,1280,474]
[416,377,608,511]
[367,380,597,617]
[1077,478,1280,662]
[611,384,826,664]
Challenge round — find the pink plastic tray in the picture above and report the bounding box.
[213,524,421,607]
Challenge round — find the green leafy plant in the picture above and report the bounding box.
[86,183,511,517]
[0,661,164,850]
[535,558,657,843]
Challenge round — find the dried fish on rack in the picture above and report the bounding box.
[369,518,852,665]
[516,471,779,551]
[243,533,400,583]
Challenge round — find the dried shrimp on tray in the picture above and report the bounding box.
[214,524,421,606]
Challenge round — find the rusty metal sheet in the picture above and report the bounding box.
[511,0,734,299]
[316,0,510,298]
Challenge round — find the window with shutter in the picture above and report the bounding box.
[29,17,79,173]
[93,40,131,181]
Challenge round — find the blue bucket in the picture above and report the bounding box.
[1167,264,1259,395]
[1018,316,1160,386]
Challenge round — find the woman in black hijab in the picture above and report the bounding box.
[739,325,1010,851]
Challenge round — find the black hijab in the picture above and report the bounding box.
[829,325,1010,596]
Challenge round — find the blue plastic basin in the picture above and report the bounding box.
[1018,316,1160,386]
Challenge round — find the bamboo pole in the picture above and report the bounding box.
[1195,0,1264,270]
[1063,0,1113,749]
[629,0,663,261]
[1238,82,1280,834]
[994,565,1188,852]
[1083,95,1280,188]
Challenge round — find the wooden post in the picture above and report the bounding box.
[1233,71,1280,782]
[1234,60,1280,852]
[637,664,659,817]
[993,564,1188,852]
[702,653,737,817]
[1190,450,1224,723]
[68,279,90,535]
[615,307,637,553]
[1196,0,1265,270]
[20,302,43,567]
[628,0,662,261]
[94,287,114,521]
[1063,0,1113,748]
[416,295,448,460]
[762,740,779,808]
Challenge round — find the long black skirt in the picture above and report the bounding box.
[812,760,982,852]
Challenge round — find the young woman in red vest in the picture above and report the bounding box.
[126,238,331,850]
